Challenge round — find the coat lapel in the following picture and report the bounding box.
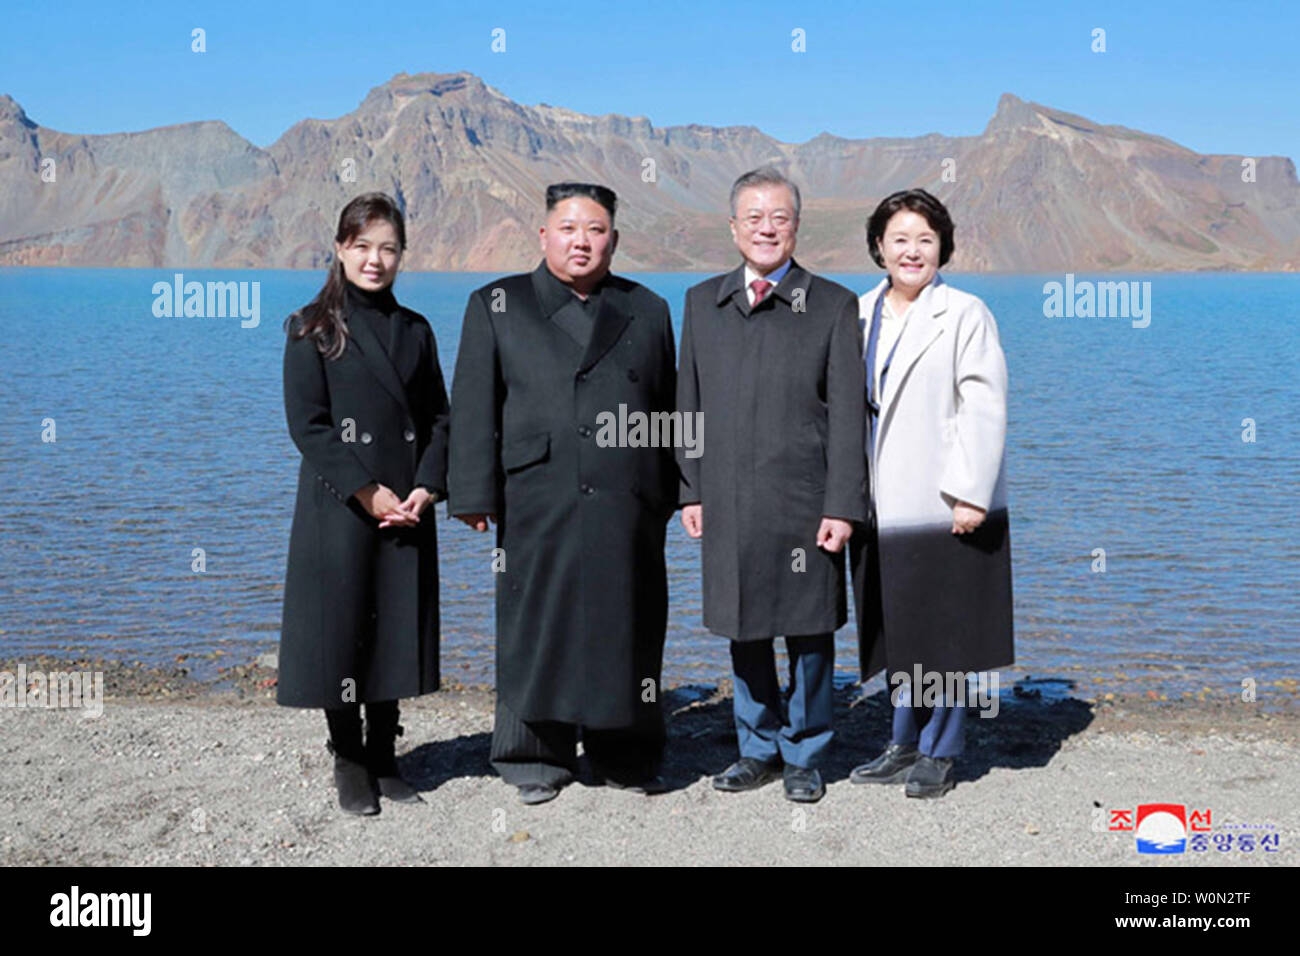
[528,262,633,369]
[769,259,810,311]
[579,282,633,373]
[879,279,948,424]
[859,278,889,343]
[714,264,749,318]
[714,259,807,319]
[347,307,411,416]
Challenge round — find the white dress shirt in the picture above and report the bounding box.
[873,292,916,398]
[743,258,793,306]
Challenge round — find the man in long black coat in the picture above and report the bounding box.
[677,167,867,803]
[449,182,679,804]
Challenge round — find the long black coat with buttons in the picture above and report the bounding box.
[448,262,678,729]
[277,285,449,708]
[676,259,868,641]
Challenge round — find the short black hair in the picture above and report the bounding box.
[546,182,617,224]
[865,189,955,268]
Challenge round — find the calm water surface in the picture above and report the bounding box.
[2,268,1297,700]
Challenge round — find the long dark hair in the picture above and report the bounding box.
[286,192,407,360]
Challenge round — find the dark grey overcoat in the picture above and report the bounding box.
[277,285,449,708]
[447,262,678,729]
[676,259,868,641]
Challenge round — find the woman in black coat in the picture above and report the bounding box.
[277,192,449,815]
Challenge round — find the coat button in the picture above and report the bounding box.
[577,425,592,438]
[576,371,588,382]
[626,369,639,382]
[360,432,373,445]
[580,484,594,496]
[403,429,415,442]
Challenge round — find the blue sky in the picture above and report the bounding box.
[2,0,1297,162]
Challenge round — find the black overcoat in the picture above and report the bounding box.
[447,262,678,729]
[676,259,868,641]
[277,284,449,708]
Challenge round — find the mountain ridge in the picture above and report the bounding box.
[1,72,1296,271]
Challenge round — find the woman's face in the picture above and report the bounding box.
[877,209,940,293]
[335,218,402,291]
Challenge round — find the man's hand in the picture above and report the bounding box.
[456,512,495,533]
[951,501,987,535]
[680,504,703,539]
[816,517,853,553]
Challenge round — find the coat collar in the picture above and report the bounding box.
[716,257,811,315]
[345,288,411,416]
[861,274,950,426]
[531,260,605,318]
[529,260,634,372]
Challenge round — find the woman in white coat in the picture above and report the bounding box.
[848,189,1013,798]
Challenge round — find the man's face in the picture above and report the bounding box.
[729,184,798,275]
[539,196,617,289]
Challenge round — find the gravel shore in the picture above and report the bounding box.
[1,658,1295,866]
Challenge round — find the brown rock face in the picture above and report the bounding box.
[1,78,1296,271]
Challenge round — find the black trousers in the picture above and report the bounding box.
[324,700,397,761]
[489,695,665,787]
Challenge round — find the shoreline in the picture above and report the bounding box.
[2,654,1297,866]
[4,652,1298,723]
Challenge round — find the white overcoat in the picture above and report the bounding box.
[850,275,1015,680]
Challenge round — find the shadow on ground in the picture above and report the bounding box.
[401,683,1095,796]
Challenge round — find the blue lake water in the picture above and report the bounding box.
[2,268,1298,701]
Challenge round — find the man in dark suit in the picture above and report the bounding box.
[677,167,867,803]
[449,183,679,804]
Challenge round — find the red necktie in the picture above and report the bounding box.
[750,278,773,306]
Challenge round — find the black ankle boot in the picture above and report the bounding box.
[324,707,379,816]
[364,702,423,803]
[326,741,381,815]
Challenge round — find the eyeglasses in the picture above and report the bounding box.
[736,212,795,232]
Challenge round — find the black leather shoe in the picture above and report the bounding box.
[713,757,783,792]
[326,740,380,816]
[904,755,956,799]
[850,743,920,784]
[783,765,825,803]
[517,783,560,805]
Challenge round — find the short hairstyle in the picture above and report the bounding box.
[865,189,955,268]
[546,182,617,224]
[729,166,802,219]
